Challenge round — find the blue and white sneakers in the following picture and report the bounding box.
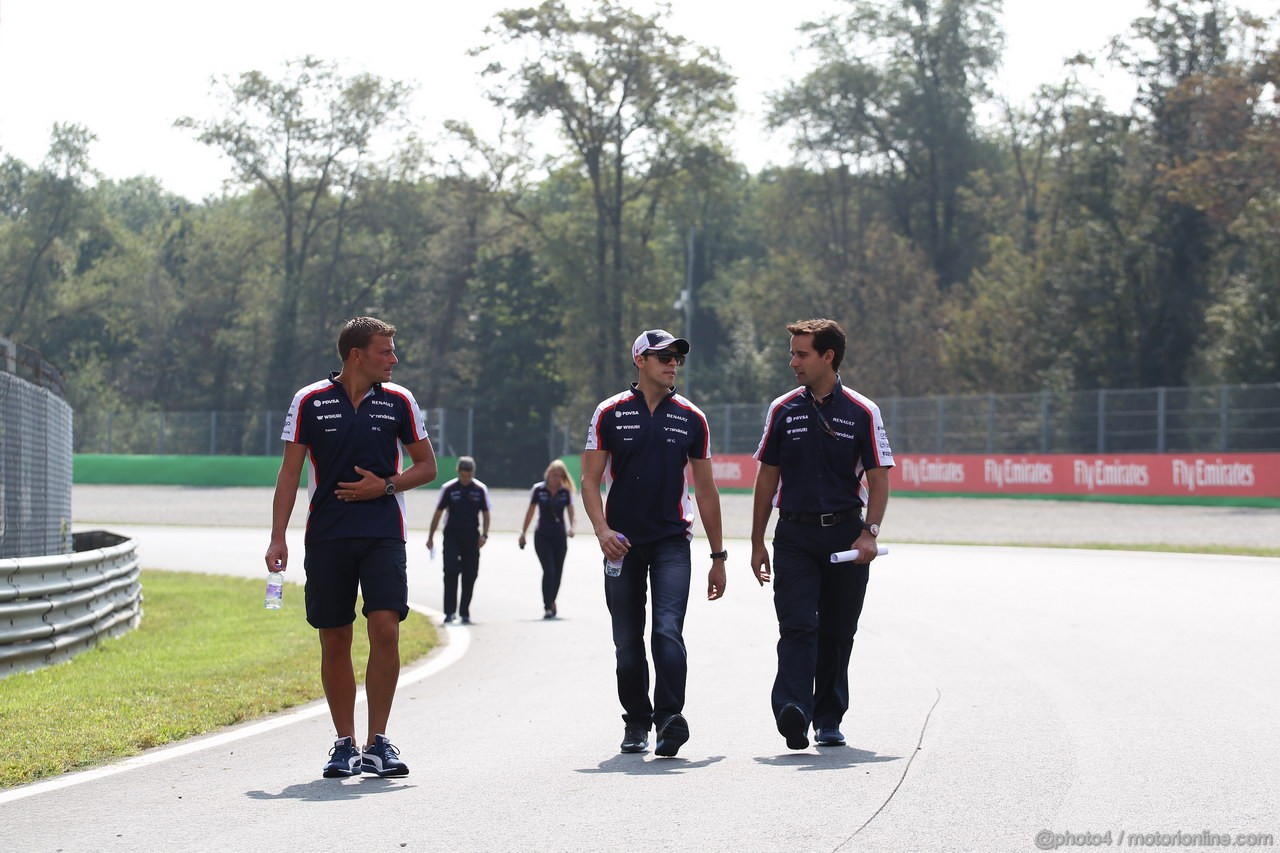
[361,734,410,777]
[323,736,363,778]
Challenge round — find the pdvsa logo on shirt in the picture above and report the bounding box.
[314,398,339,407]
[786,414,809,424]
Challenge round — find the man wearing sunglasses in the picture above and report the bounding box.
[582,329,728,758]
[749,318,894,750]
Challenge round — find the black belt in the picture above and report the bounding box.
[778,509,860,527]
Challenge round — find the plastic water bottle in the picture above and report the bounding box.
[264,562,284,610]
[605,534,626,577]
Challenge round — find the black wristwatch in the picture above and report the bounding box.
[383,478,396,496]
[710,550,728,560]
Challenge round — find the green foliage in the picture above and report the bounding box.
[470,0,736,406]
[466,246,567,486]
[0,570,437,788]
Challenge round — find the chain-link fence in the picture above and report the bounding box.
[547,383,1280,457]
[70,383,1280,461]
[1,338,73,558]
[883,384,1280,455]
[74,408,476,458]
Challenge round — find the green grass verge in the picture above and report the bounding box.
[0,570,437,789]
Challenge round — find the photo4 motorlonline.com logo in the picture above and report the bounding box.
[1034,828,1276,849]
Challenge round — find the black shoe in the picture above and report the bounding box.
[460,615,472,625]
[442,613,456,625]
[543,609,555,619]
[654,713,690,757]
[777,703,809,750]
[322,736,362,778]
[815,727,846,746]
[361,734,410,777]
[620,726,649,754]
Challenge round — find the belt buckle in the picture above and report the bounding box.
[820,513,838,527]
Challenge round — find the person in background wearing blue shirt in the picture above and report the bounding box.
[519,459,577,619]
[427,456,491,625]
[267,316,438,779]
[750,318,894,750]
[582,329,728,758]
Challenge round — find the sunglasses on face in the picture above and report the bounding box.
[647,351,686,366]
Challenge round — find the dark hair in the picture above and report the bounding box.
[786,318,846,370]
[337,317,396,361]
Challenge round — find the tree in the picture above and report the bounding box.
[177,57,414,403]
[0,124,99,339]
[769,0,1003,289]
[468,0,736,405]
[466,245,567,485]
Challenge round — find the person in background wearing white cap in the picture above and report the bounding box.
[581,329,728,758]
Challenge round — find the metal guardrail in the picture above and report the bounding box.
[0,531,142,679]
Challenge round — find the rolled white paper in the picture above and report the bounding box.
[830,545,889,563]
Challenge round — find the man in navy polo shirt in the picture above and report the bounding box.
[582,329,728,758]
[750,318,893,750]
[267,316,438,779]
[426,456,491,625]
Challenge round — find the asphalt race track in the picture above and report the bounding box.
[1,488,1277,852]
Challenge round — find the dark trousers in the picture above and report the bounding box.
[770,517,870,730]
[534,527,568,608]
[603,535,691,730]
[442,528,480,618]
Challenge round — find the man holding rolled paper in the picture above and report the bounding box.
[749,318,894,750]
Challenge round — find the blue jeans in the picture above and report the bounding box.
[603,535,691,730]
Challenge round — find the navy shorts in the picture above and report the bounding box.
[303,538,409,629]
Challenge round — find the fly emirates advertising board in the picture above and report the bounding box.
[707,453,1280,499]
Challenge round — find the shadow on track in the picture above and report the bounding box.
[575,755,727,775]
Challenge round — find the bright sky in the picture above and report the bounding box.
[1,0,1271,200]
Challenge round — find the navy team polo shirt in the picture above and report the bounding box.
[436,478,492,531]
[281,371,428,542]
[585,384,711,546]
[754,377,895,514]
[530,482,573,533]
